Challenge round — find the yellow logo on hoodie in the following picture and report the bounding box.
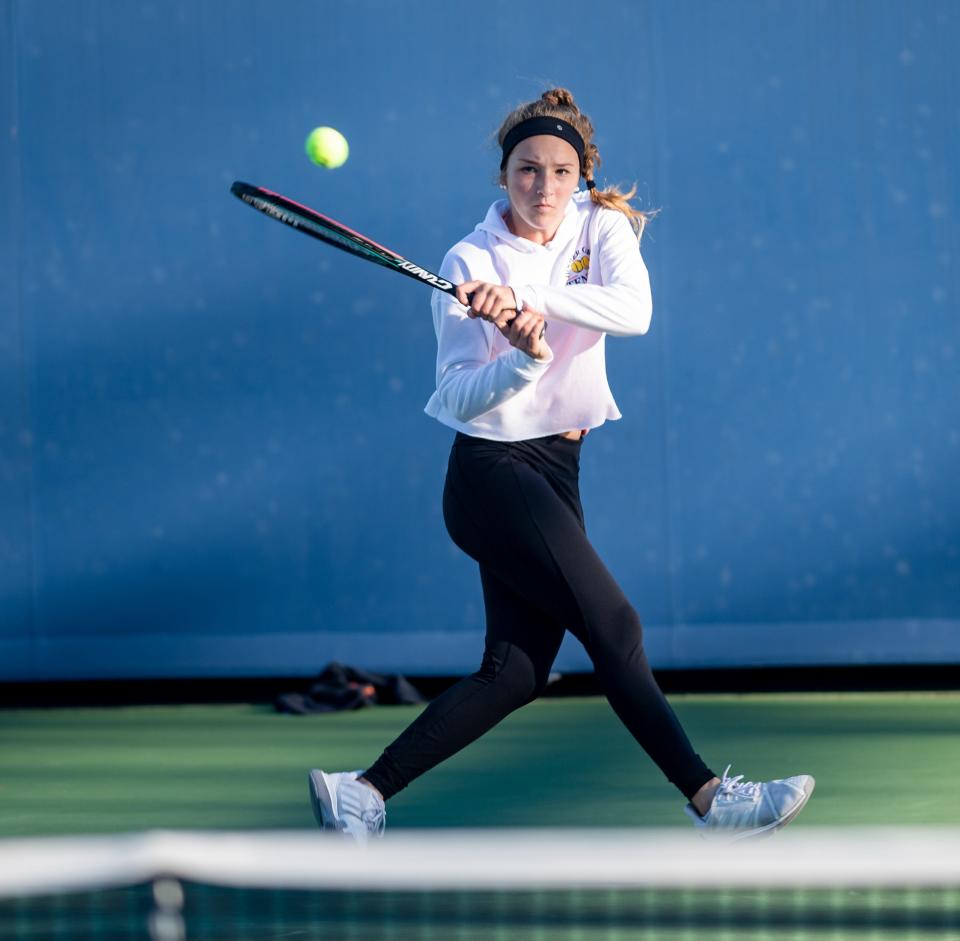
[567,248,590,285]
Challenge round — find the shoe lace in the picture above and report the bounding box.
[716,764,760,802]
[361,805,386,836]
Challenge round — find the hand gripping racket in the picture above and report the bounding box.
[229,181,542,336]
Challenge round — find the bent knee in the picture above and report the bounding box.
[528,668,555,703]
[591,600,645,660]
[475,641,544,704]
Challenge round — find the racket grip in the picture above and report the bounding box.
[461,288,544,340]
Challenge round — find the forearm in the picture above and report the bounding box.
[436,347,551,422]
[515,282,652,337]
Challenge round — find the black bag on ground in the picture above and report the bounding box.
[275,661,427,714]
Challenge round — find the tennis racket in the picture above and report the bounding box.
[229,181,542,336]
[230,181,462,296]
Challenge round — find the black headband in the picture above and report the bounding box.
[500,116,586,173]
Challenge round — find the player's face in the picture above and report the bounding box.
[503,135,581,244]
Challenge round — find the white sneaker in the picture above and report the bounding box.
[308,769,386,844]
[684,765,815,841]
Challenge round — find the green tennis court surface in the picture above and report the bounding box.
[2,692,958,836]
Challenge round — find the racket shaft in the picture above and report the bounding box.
[230,181,543,336]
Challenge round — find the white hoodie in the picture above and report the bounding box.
[423,190,652,441]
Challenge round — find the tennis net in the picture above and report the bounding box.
[2,828,958,940]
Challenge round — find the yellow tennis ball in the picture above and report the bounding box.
[305,126,349,169]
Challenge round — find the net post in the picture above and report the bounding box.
[148,876,185,941]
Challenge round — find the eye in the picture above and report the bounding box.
[520,166,536,173]
[556,168,571,176]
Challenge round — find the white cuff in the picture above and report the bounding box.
[504,346,553,379]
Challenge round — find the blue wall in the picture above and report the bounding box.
[1,0,958,680]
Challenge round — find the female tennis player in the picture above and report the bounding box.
[309,88,814,842]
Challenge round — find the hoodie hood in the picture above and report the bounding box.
[474,194,586,254]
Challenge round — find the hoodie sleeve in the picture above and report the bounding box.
[431,251,554,423]
[514,209,652,337]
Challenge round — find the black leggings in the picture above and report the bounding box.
[363,432,715,802]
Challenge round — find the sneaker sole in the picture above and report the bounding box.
[308,770,338,831]
[729,775,816,843]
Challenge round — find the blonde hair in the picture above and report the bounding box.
[496,88,651,238]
